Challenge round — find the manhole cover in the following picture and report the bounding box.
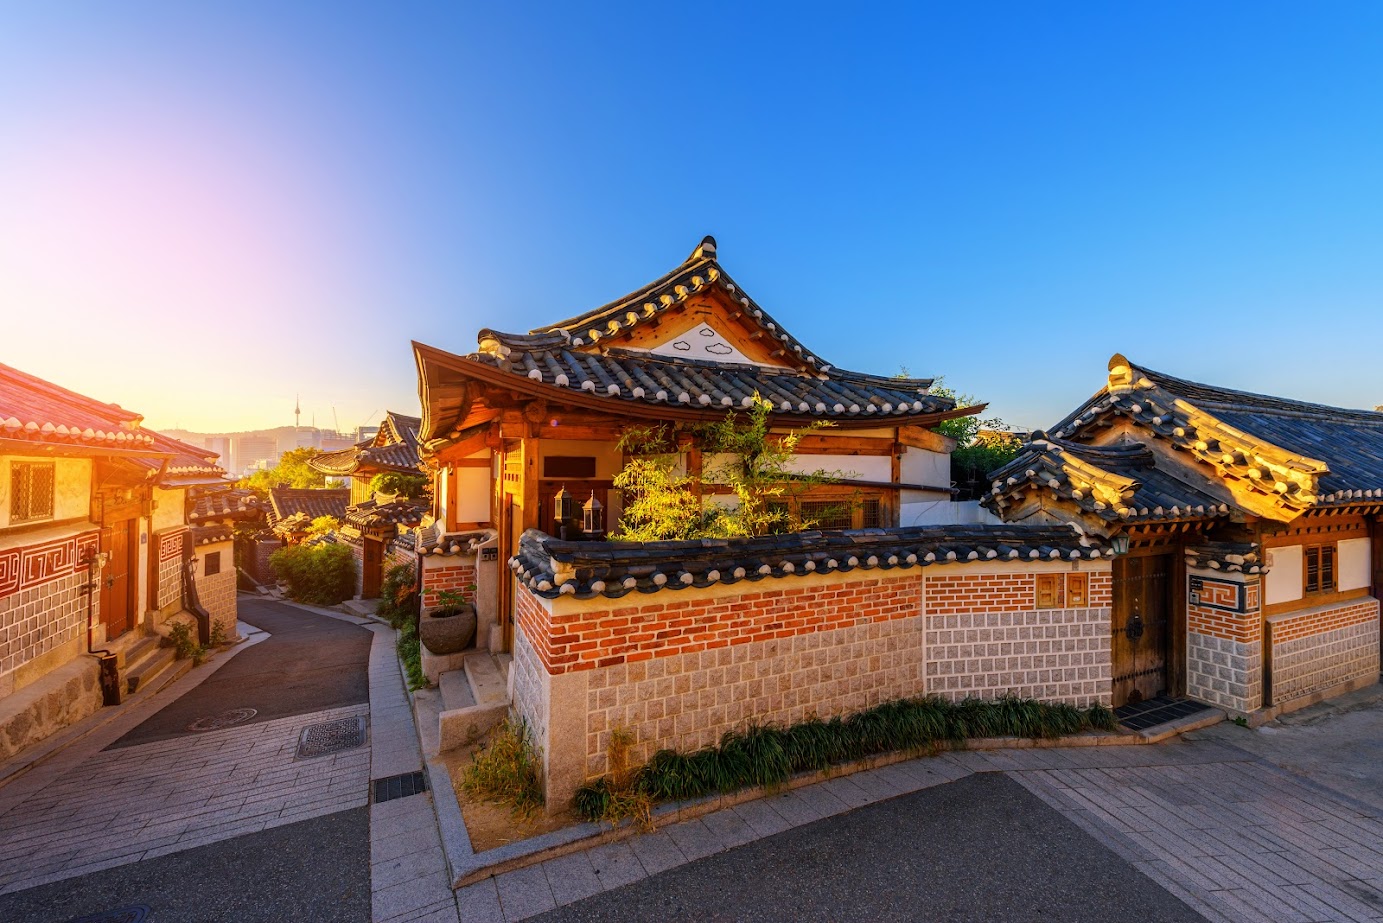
[187,708,258,732]
[296,716,367,759]
[65,906,152,923]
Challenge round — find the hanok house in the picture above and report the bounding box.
[311,410,428,598]
[413,238,1122,807]
[984,354,1381,721]
[265,486,350,543]
[310,410,425,505]
[1,362,238,759]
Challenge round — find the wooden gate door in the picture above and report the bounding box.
[100,519,135,639]
[1111,554,1171,707]
[363,538,384,598]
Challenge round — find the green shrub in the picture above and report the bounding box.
[377,563,418,629]
[575,695,1120,821]
[396,618,427,690]
[166,621,200,660]
[462,717,544,818]
[269,543,356,605]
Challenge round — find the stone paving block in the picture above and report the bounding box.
[700,805,758,850]
[374,873,458,923]
[663,818,725,863]
[850,767,908,801]
[818,774,875,808]
[791,782,850,820]
[731,798,793,839]
[373,843,449,891]
[762,789,821,827]
[627,829,689,877]
[541,851,602,906]
[494,863,557,921]
[587,840,647,891]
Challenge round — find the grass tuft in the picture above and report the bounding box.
[573,695,1118,822]
[462,717,544,819]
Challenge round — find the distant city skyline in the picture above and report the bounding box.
[4,5,1382,433]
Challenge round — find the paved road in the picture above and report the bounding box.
[0,598,383,923]
[109,596,373,748]
[533,772,1205,923]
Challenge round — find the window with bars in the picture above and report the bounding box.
[861,499,882,529]
[800,499,853,530]
[10,462,55,523]
[205,551,221,577]
[1304,543,1336,595]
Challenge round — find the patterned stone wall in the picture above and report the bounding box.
[1186,570,1263,713]
[512,626,550,773]
[0,529,100,691]
[1269,598,1380,704]
[154,528,187,611]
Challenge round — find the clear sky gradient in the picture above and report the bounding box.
[3,3,1382,434]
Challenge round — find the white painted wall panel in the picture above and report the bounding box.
[1338,537,1372,591]
[1265,545,1304,605]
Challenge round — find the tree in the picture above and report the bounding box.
[238,447,327,493]
[611,395,846,542]
[368,471,428,500]
[905,373,1023,500]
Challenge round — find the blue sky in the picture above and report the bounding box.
[3,3,1382,432]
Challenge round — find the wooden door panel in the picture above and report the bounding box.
[363,540,383,598]
[100,519,134,639]
[1112,554,1171,707]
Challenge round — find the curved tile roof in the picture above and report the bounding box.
[510,525,1107,600]
[1,361,159,451]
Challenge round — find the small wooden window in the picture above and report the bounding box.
[1036,573,1065,609]
[1067,573,1089,607]
[801,499,853,530]
[205,551,221,577]
[860,498,883,529]
[10,462,55,523]
[1304,543,1335,595]
[543,456,596,479]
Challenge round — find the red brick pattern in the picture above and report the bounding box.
[1188,600,1260,643]
[1272,599,1378,643]
[517,576,924,675]
[421,561,476,609]
[0,531,99,602]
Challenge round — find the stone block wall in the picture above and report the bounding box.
[1186,570,1262,713]
[922,571,1112,706]
[512,559,1114,807]
[194,540,238,639]
[1,528,100,697]
[1269,598,1380,705]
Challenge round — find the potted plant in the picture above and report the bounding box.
[419,587,476,654]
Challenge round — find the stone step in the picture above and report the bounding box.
[440,668,477,712]
[463,652,508,710]
[124,643,175,694]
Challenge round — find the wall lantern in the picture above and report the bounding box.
[553,486,579,537]
[582,492,604,537]
[1110,533,1131,556]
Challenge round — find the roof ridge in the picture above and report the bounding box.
[0,361,140,426]
[1131,361,1383,425]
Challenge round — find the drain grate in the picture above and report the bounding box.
[65,906,152,923]
[295,716,368,759]
[373,770,429,804]
[187,708,258,732]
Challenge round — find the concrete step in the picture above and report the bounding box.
[124,642,175,694]
[439,668,476,712]
[437,652,510,753]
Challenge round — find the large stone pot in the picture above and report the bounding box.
[419,603,477,655]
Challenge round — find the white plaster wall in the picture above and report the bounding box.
[456,464,491,524]
[436,467,450,525]
[784,454,887,481]
[900,446,949,490]
[0,456,92,527]
[1265,545,1304,605]
[902,498,1003,526]
[152,487,185,531]
[1339,537,1372,591]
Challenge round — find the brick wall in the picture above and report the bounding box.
[1186,571,1262,713]
[511,559,1114,807]
[1,528,99,694]
[420,556,476,611]
[1269,598,1380,704]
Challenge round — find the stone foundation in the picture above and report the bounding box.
[1269,598,1380,705]
[1187,632,1262,713]
[0,655,102,760]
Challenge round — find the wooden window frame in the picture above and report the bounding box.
[10,461,56,524]
[204,551,221,577]
[1303,542,1336,597]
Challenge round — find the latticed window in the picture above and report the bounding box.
[1304,543,1336,595]
[861,498,882,529]
[10,462,55,523]
[800,499,853,530]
